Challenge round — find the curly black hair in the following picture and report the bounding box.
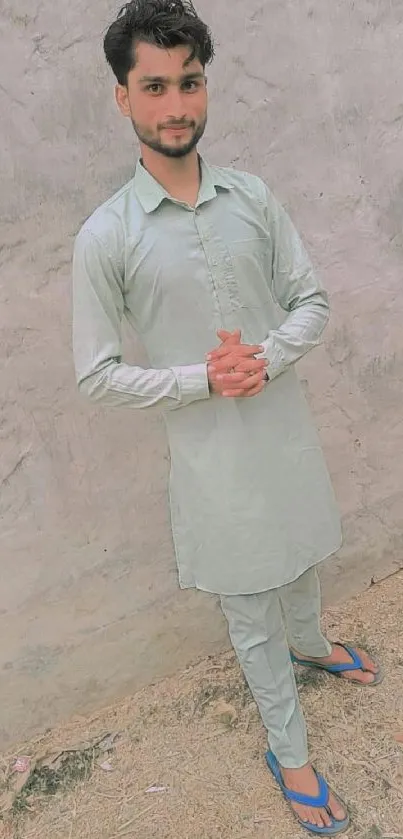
[104,0,214,86]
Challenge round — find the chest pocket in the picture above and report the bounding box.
[225,237,272,309]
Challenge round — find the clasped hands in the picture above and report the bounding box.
[206,329,269,398]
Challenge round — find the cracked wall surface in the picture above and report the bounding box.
[1,0,403,747]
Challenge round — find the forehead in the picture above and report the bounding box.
[131,41,203,80]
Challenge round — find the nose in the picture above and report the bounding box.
[164,86,187,121]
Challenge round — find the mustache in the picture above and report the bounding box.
[159,120,195,129]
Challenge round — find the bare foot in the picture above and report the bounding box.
[281,763,347,828]
[293,643,379,685]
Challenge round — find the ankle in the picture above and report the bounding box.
[281,762,311,775]
[292,645,332,659]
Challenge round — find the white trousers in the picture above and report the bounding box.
[220,567,331,768]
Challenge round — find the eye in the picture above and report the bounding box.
[146,83,163,94]
[182,79,200,91]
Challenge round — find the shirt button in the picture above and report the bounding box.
[211,259,218,266]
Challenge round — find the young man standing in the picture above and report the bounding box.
[73,2,381,833]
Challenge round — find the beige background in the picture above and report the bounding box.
[1,0,402,748]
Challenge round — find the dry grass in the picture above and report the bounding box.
[1,572,403,839]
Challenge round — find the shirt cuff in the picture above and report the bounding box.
[171,363,210,406]
[258,336,287,381]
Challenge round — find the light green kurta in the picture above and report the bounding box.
[72,159,342,595]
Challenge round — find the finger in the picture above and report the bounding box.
[207,349,264,368]
[222,389,245,397]
[210,362,266,386]
[206,331,238,364]
[219,370,264,393]
[224,381,265,398]
[212,359,264,376]
[217,328,241,344]
[233,358,268,374]
[213,372,248,386]
[207,343,264,361]
[212,343,264,358]
[223,381,264,398]
[207,343,240,361]
[240,371,265,390]
[208,354,243,373]
[206,346,234,362]
[243,382,265,397]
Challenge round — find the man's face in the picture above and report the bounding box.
[116,42,208,158]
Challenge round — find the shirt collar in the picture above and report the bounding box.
[133,156,234,214]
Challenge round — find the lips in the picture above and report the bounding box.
[162,124,192,131]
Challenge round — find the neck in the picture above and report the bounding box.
[140,146,201,206]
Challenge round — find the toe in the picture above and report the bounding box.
[307,807,323,827]
[357,648,379,674]
[360,670,377,684]
[328,792,347,823]
[338,645,379,683]
[343,668,375,684]
[320,809,332,828]
[313,808,328,828]
[294,805,325,828]
[333,805,347,822]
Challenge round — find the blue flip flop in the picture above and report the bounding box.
[291,643,383,686]
[265,750,350,835]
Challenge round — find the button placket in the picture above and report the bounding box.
[195,209,241,314]
[194,212,223,318]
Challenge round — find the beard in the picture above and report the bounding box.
[131,114,207,159]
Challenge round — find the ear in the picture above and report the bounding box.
[115,84,131,118]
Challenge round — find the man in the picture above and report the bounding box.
[73,1,381,833]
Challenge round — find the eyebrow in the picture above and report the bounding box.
[138,72,205,84]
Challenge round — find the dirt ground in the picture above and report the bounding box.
[1,572,402,839]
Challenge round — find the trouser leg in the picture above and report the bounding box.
[220,587,309,769]
[279,567,332,657]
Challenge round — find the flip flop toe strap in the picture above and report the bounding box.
[292,644,368,675]
[282,772,330,808]
[320,645,365,674]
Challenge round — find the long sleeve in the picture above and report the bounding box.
[259,189,329,380]
[72,229,210,410]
